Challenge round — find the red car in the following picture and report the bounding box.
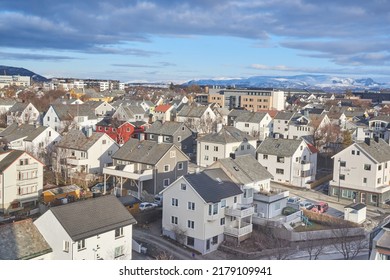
[311,202,329,213]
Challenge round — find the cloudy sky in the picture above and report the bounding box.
[1,0,389,82]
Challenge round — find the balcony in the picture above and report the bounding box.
[224,222,253,237]
[294,161,311,171]
[224,206,254,218]
[254,188,289,203]
[103,164,153,181]
[241,196,253,205]
[66,157,89,166]
[16,162,38,172]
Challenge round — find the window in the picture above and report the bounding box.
[352,150,355,155]
[263,154,268,160]
[220,199,226,208]
[181,183,186,190]
[187,220,195,229]
[171,216,178,224]
[340,161,346,167]
[188,202,195,210]
[102,140,107,145]
[245,123,249,127]
[163,178,170,186]
[212,236,218,245]
[371,195,378,203]
[178,162,183,170]
[364,164,371,171]
[363,178,367,183]
[170,151,176,158]
[377,178,382,184]
[115,227,124,238]
[177,136,181,142]
[171,198,178,206]
[214,146,218,152]
[342,189,353,199]
[187,237,194,247]
[339,174,345,180]
[126,128,130,132]
[240,145,244,151]
[205,145,209,150]
[47,116,50,122]
[357,151,360,155]
[220,218,225,225]
[276,168,284,175]
[208,203,219,215]
[247,144,250,149]
[213,157,218,161]
[204,155,209,160]
[164,165,170,172]
[77,239,86,251]
[277,156,284,163]
[234,196,237,203]
[114,246,124,259]
[378,165,382,171]
[48,131,52,137]
[63,241,69,253]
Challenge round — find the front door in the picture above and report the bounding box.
[360,193,366,204]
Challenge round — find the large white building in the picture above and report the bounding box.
[161,168,253,255]
[330,138,390,206]
[34,195,136,260]
[257,138,317,187]
[0,75,30,89]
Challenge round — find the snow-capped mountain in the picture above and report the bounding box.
[184,75,388,91]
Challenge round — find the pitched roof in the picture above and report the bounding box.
[356,139,390,163]
[0,149,25,172]
[0,98,16,106]
[0,219,52,260]
[184,168,242,203]
[154,104,172,113]
[56,130,105,151]
[51,104,97,120]
[274,111,295,120]
[370,115,390,123]
[145,121,185,135]
[256,138,303,157]
[0,123,49,142]
[234,111,268,123]
[8,102,29,113]
[198,126,256,144]
[177,104,208,118]
[49,195,136,241]
[216,155,272,184]
[112,138,173,165]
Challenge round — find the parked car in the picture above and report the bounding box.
[139,202,158,211]
[90,182,112,193]
[287,197,301,204]
[299,201,314,210]
[154,194,163,207]
[311,202,329,213]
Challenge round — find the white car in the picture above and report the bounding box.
[139,202,158,211]
[299,201,314,210]
[287,197,301,204]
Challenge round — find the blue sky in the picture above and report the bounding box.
[1,0,390,83]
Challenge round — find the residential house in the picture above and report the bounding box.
[161,168,253,255]
[0,150,44,215]
[230,110,272,140]
[257,138,317,187]
[196,125,257,167]
[176,104,217,134]
[103,138,189,198]
[0,124,61,163]
[112,104,148,123]
[55,129,119,177]
[153,104,175,122]
[210,155,289,220]
[0,219,52,260]
[145,121,194,155]
[7,102,40,126]
[330,138,390,206]
[96,118,142,144]
[34,195,137,260]
[43,104,98,133]
[370,220,390,260]
[0,98,16,114]
[83,100,115,118]
[367,115,390,143]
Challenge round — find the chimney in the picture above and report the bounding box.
[374,136,379,143]
[157,135,163,144]
[85,126,93,138]
[195,167,200,174]
[364,137,370,146]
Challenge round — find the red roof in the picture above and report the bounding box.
[155,104,172,113]
[307,143,319,154]
[258,109,279,118]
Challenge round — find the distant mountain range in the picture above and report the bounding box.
[184,75,389,91]
[0,65,48,82]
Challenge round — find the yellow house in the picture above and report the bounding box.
[42,185,81,204]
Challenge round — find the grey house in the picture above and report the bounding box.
[144,121,195,155]
[103,138,189,197]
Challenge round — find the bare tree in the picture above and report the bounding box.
[332,227,368,260]
[155,251,174,260]
[258,226,295,260]
[171,225,187,245]
[304,233,327,260]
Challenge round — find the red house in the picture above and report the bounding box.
[96,118,148,144]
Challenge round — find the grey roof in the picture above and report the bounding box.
[344,203,366,210]
[49,195,137,241]
[8,102,29,113]
[198,126,256,144]
[0,150,25,172]
[370,115,390,123]
[177,104,208,118]
[274,111,295,120]
[56,130,105,151]
[0,123,49,142]
[356,139,390,163]
[234,111,268,123]
[112,138,173,165]
[145,121,186,135]
[143,100,155,107]
[0,98,16,106]
[51,104,97,120]
[377,230,390,249]
[0,219,52,260]
[217,155,272,184]
[124,105,146,115]
[184,168,242,203]
[256,138,303,157]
